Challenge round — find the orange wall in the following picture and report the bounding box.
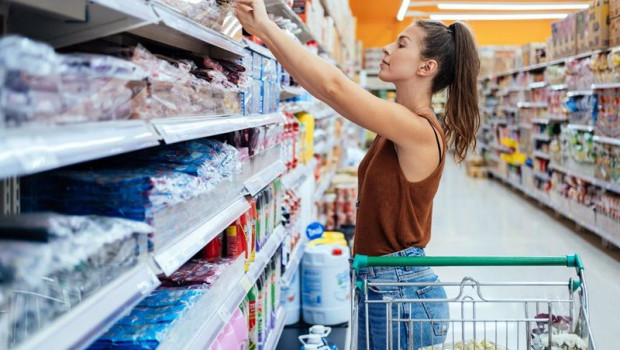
[357,19,554,48]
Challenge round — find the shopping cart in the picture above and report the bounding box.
[350,255,596,350]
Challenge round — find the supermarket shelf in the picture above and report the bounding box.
[481,124,491,130]
[245,160,287,196]
[550,84,567,91]
[593,135,620,146]
[490,143,512,153]
[532,134,552,142]
[0,121,160,180]
[517,101,548,109]
[490,119,509,125]
[519,123,532,129]
[528,81,548,89]
[489,154,501,163]
[531,118,550,124]
[265,307,287,350]
[314,169,337,202]
[495,178,619,248]
[478,142,489,151]
[16,263,160,350]
[282,239,307,286]
[282,158,317,189]
[549,163,620,194]
[533,170,550,181]
[129,2,245,57]
[152,197,250,276]
[532,150,551,160]
[264,0,327,53]
[151,113,285,144]
[7,0,156,48]
[281,101,320,114]
[591,82,620,90]
[499,106,519,113]
[567,90,594,97]
[281,85,306,99]
[244,38,275,59]
[566,124,595,132]
[198,225,288,350]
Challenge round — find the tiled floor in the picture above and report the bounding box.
[427,160,620,350]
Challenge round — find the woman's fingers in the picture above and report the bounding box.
[236,0,255,6]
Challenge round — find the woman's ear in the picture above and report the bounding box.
[418,59,438,77]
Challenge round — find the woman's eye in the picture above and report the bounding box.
[398,43,405,48]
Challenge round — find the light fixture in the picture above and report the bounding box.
[437,2,589,11]
[397,0,411,21]
[428,13,569,20]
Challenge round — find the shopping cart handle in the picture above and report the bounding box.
[352,254,585,273]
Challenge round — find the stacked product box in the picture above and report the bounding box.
[549,0,611,59]
[243,50,281,115]
[610,0,620,46]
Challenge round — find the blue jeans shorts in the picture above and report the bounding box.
[356,246,449,350]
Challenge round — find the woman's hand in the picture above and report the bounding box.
[234,0,272,39]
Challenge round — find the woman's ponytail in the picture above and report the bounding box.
[416,20,480,163]
[445,22,480,163]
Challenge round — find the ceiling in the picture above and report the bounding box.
[350,0,591,47]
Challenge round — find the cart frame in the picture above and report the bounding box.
[350,255,596,350]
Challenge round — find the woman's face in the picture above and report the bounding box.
[378,24,427,83]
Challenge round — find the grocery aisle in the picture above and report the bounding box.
[428,158,620,350]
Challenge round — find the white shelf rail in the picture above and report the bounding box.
[16,263,160,350]
[152,197,250,276]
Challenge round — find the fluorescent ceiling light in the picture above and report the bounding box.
[437,2,589,11]
[429,13,569,20]
[397,0,411,21]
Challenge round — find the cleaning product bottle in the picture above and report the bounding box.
[249,199,257,263]
[255,192,263,253]
[270,258,277,329]
[256,275,265,349]
[248,287,258,350]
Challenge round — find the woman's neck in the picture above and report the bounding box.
[394,81,433,116]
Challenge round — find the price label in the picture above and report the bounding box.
[240,276,253,292]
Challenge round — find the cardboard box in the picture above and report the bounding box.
[611,0,620,19]
[589,0,610,50]
[576,9,590,53]
[611,16,620,46]
[564,13,578,57]
[546,37,556,61]
[521,42,547,66]
[551,21,561,58]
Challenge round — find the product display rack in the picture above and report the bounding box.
[0,113,287,179]
[15,264,161,350]
[1,0,356,348]
[478,44,620,248]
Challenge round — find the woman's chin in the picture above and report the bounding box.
[377,70,390,82]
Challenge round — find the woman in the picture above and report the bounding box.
[235,1,480,349]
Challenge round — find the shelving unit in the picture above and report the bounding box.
[152,197,250,276]
[1,0,353,348]
[478,44,620,249]
[0,121,160,179]
[16,264,161,350]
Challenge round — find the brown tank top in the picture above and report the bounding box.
[353,112,447,256]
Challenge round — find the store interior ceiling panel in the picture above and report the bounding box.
[351,0,591,47]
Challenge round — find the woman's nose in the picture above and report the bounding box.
[383,45,391,57]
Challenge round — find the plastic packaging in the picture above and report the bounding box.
[0,213,152,348]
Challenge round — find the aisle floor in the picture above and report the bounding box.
[427,160,620,349]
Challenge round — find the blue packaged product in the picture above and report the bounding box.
[90,323,170,349]
[139,289,205,308]
[262,81,271,114]
[252,52,263,80]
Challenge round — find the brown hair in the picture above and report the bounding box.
[416,20,480,163]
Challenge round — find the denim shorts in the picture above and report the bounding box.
[356,246,449,350]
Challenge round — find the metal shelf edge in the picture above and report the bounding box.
[281,238,306,286]
[0,121,160,180]
[16,263,160,350]
[151,113,284,145]
[265,307,287,350]
[152,197,250,276]
[198,225,288,350]
[245,161,287,196]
